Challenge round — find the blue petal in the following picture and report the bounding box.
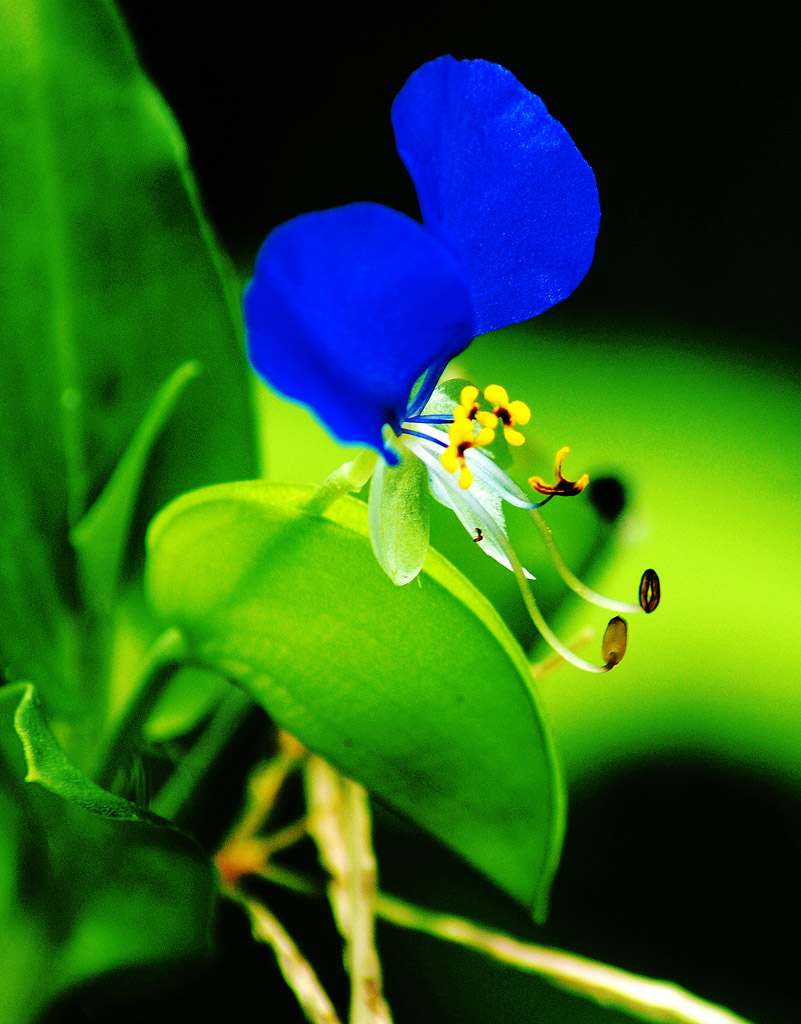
[243,202,474,459]
[392,56,600,336]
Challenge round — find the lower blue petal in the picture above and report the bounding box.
[391,56,601,336]
[243,202,474,458]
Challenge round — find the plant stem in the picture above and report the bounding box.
[236,893,343,1024]
[250,866,754,1024]
[301,449,377,516]
[150,685,253,819]
[305,758,393,1024]
[373,894,754,1024]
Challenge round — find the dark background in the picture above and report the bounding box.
[119,0,799,351]
[52,3,798,1023]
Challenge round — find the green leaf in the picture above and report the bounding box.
[0,684,215,1024]
[145,665,230,743]
[145,480,565,918]
[70,360,202,613]
[368,444,430,585]
[0,0,257,702]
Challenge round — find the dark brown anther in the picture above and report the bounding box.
[639,568,661,613]
[472,528,484,543]
[602,616,628,668]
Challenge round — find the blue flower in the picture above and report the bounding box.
[243,56,655,671]
[243,55,600,463]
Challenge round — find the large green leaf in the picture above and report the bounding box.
[0,0,256,703]
[0,684,215,1024]
[145,480,565,917]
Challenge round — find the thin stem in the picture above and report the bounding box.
[529,507,643,614]
[259,862,327,898]
[94,627,188,789]
[530,628,594,680]
[263,818,312,858]
[236,894,343,1024]
[228,743,308,847]
[511,557,611,674]
[150,686,253,820]
[302,449,378,515]
[305,758,393,1024]
[374,894,755,1024]
[215,738,308,890]
[252,866,754,1024]
[411,441,614,673]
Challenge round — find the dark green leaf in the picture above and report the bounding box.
[145,480,565,917]
[0,683,215,1024]
[70,361,202,612]
[0,0,257,703]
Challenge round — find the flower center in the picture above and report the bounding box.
[441,412,495,489]
[436,383,532,489]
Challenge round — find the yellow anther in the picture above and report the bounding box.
[484,384,531,447]
[454,385,485,428]
[448,416,473,444]
[460,385,479,408]
[528,446,590,497]
[441,445,459,474]
[441,407,495,489]
[475,409,499,430]
[483,384,509,406]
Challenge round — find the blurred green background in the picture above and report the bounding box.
[39,1,800,1023]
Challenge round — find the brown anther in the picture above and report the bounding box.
[602,616,628,668]
[472,528,484,543]
[528,446,590,497]
[639,568,661,613]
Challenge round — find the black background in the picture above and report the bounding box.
[119,0,799,351]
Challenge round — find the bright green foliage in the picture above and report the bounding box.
[0,684,215,1024]
[71,361,203,613]
[146,480,565,917]
[0,0,256,710]
[145,665,231,743]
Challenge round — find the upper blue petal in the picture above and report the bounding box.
[391,56,601,336]
[243,202,475,458]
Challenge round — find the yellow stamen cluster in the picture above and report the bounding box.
[440,383,531,489]
[483,384,531,446]
[441,408,495,489]
[529,446,590,497]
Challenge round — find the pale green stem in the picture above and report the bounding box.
[302,449,378,515]
[373,894,755,1024]
[224,741,308,850]
[150,686,253,819]
[529,507,643,614]
[344,780,392,1024]
[505,526,614,674]
[237,894,343,1024]
[258,863,326,898]
[305,758,393,1024]
[250,865,755,1024]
